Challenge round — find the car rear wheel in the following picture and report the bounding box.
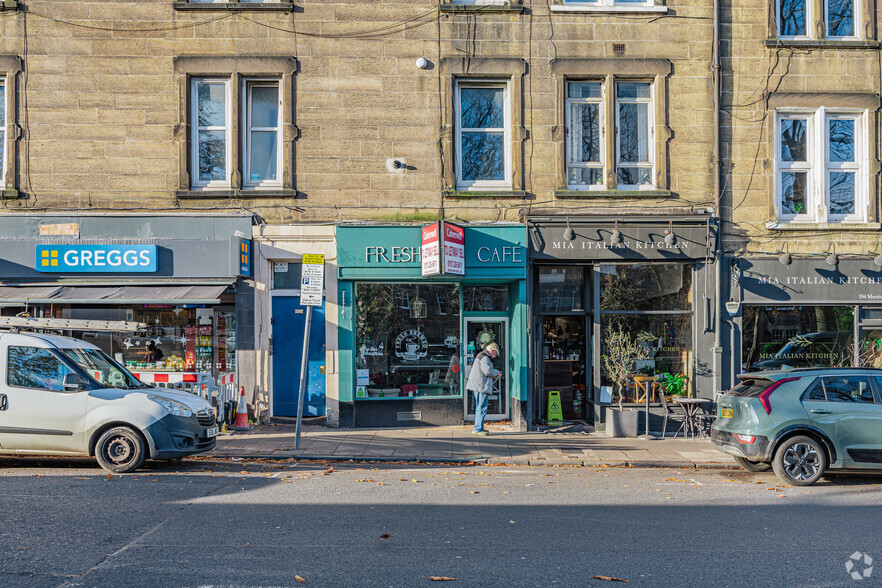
[95,426,146,474]
[734,456,771,472]
[772,435,826,486]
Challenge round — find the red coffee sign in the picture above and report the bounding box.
[443,222,465,276]
[421,221,466,277]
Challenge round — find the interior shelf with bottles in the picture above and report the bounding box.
[541,316,587,421]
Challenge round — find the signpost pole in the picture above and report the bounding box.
[295,254,325,451]
[294,304,312,450]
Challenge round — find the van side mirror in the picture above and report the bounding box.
[63,373,85,392]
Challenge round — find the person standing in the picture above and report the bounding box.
[466,342,501,436]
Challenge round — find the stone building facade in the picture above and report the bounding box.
[0,1,726,429]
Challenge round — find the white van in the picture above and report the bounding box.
[0,331,217,473]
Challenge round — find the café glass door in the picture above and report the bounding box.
[463,318,509,421]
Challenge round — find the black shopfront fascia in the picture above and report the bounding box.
[730,257,882,388]
[527,215,718,426]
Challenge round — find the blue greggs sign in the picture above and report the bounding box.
[35,245,158,273]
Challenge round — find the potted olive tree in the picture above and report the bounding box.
[601,328,646,437]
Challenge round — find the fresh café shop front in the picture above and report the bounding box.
[336,224,528,428]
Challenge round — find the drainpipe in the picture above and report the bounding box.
[712,0,724,395]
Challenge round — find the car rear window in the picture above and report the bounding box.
[728,379,773,397]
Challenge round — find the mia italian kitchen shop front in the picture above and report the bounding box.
[527,215,718,426]
[0,214,254,391]
[336,224,528,428]
[731,256,882,382]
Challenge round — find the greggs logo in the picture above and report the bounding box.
[36,245,158,273]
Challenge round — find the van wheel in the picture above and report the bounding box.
[734,456,771,472]
[772,435,825,486]
[95,427,146,474]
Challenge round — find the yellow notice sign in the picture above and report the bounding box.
[302,254,324,265]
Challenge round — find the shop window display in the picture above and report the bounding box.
[537,266,584,312]
[541,316,587,419]
[355,283,461,399]
[741,306,854,372]
[598,264,693,402]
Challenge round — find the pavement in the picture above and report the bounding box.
[209,423,736,468]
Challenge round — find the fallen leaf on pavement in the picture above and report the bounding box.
[322,468,334,475]
[593,575,630,583]
[664,478,685,482]
[380,534,391,540]
[295,575,306,583]
[471,491,479,494]
[429,577,457,581]
[106,474,113,480]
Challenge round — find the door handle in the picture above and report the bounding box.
[0,394,6,411]
[810,409,833,415]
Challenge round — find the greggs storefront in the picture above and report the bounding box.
[336,224,528,428]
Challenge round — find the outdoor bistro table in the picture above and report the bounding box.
[672,397,709,440]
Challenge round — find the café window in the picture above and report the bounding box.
[598,264,693,401]
[741,306,854,372]
[464,286,509,312]
[537,266,585,313]
[355,283,462,399]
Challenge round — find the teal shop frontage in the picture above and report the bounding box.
[336,224,528,429]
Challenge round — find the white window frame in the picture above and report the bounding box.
[242,79,283,189]
[615,81,654,190]
[190,77,232,190]
[0,76,6,184]
[452,0,508,4]
[825,0,860,40]
[775,108,867,223]
[777,0,812,40]
[563,0,654,6]
[565,81,605,191]
[455,80,511,190]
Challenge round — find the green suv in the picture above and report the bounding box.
[711,368,882,486]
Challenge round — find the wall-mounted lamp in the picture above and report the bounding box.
[563,217,575,241]
[663,221,676,246]
[610,220,623,245]
[872,244,882,267]
[777,243,791,266]
[824,242,839,266]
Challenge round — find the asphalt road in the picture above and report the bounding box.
[1,456,881,588]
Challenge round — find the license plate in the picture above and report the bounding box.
[205,426,219,438]
[720,408,734,419]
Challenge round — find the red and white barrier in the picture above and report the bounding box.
[132,371,216,402]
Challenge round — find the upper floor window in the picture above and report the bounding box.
[776,108,866,223]
[190,77,281,190]
[0,77,6,182]
[455,81,510,189]
[565,80,655,191]
[564,0,654,5]
[777,0,858,39]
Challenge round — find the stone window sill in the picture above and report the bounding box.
[0,1,17,11]
[550,4,667,14]
[443,189,527,199]
[177,189,300,199]
[173,2,295,12]
[764,38,880,50]
[766,221,882,231]
[0,188,21,200]
[440,3,524,13]
[554,189,674,199]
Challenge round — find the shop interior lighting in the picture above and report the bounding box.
[663,221,676,246]
[777,243,791,266]
[563,217,575,241]
[610,220,623,245]
[824,242,839,267]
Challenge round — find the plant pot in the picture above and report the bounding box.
[605,407,639,438]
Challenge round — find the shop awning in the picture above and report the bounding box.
[0,285,229,305]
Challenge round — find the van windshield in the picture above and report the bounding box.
[58,348,145,390]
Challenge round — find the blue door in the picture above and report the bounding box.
[272,296,326,417]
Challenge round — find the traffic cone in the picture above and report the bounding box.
[231,386,253,432]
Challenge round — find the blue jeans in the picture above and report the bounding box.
[472,391,489,432]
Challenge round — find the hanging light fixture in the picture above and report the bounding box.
[610,219,623,245]
[824,242,839,267]
[777,242,792,266]
[872,244,882,267]
[664,221,676,246]
[563,217,575,241]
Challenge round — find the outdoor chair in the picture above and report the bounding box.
[656,391,687,438]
